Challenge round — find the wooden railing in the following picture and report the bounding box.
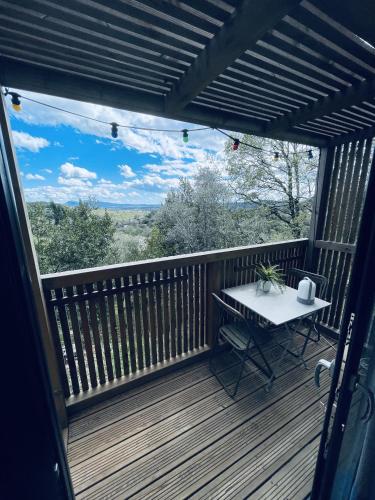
[42,239,308,402]
[312,137,374,335]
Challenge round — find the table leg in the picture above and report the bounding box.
[286,321,308,369]
[276,318,309,370]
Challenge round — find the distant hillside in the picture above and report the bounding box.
[65,201,160,211]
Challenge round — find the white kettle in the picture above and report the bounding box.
[297,277,316,305]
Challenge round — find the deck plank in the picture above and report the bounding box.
[250,438,320,500]
[131,374,330,499]
[67,335,335,499]
[69,339,292,465]
[69,351,235,439]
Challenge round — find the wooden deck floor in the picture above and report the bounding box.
[67,333,336,499]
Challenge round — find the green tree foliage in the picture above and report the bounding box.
[143,166,243,258]
[226,136,318,239]
[28,200,118,273]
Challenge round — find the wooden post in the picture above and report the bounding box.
[205,260,222,347]
[306,146,335,271]
[0,90,67,427]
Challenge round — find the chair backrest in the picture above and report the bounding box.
[212,293,246,323]
[287,268,328,298]
[211,293,266,349]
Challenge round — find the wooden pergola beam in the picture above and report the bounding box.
[265,73,375,136]
[0,58,326,146]
[308,0,375,48]
[164,0,302,113]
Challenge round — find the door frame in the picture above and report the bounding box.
[0,95,74,499]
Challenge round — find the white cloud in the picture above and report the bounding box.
[58,176,92,187]
[43,169,53,174]
[123,173,180,189]
[12,131,50,152]
[145,159,197,177]
[25,173,45,180]
[98,178,113,184]
[60,162,97,179]
[8,90,227,164]
[24,184,165,205]
[118,164,136,178]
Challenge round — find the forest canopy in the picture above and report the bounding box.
[27,136,317,273]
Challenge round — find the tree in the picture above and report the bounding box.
[143,166,242,257]
[28,200,118,273]
[226,136,318,239]
[27,202,54,273]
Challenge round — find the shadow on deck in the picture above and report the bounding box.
[67,333,336,499]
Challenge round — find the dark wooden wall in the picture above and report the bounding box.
[311,136,374,336]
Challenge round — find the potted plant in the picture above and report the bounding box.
[255,263,285,293]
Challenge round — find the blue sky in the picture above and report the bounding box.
[6,89,227,205]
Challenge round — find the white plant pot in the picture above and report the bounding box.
[261,280,272,293]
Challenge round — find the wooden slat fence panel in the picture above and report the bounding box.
[43,239,308,398]
[313,138,374,335]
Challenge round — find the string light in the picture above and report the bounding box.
[182,129,189,143]
[111,122,118,139]
[2,89,316,159]
[215,128,314,159]
[4,90,21,111]
[273,151,279,161]
[11,93,21,112]
[232,138,240,151]
[2,88,210,135]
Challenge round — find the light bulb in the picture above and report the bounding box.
[111,123,118,139]
[10,93,21,112]
[232,139,240,151]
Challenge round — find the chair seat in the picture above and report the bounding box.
[219,322,253,350]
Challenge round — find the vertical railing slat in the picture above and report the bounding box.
[154,271,164,363]
[66,286,89,392]
[123,275,137,373]
[194,265,200,350]
[169,268,177,358]
[46,289,70,398]
[162,269,171,360]
[76,284,97,388]
[86,282,106,384]
[55,288,80,394]
[106,279,122,379]
[96,281,114,381]
[140,273,151,368]
[188,265,194,352]
[147,272,158,365]
[182,265,189,353]
[200,264,206,347]
[114,277,130,376]
[132,274,144,371]
[176,267,183,355]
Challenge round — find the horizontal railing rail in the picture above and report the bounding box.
[41,239,308,402]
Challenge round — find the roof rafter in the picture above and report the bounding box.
[265,76,375,135]
[164,0,303,113]
[0,58,326,146]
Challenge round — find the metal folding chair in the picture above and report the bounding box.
[287,268,328,356]
[209,293,274,397]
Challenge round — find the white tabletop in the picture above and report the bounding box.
[222,282,331,326]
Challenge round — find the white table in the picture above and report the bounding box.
[222,282,331,375]
[222,282,330,326]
